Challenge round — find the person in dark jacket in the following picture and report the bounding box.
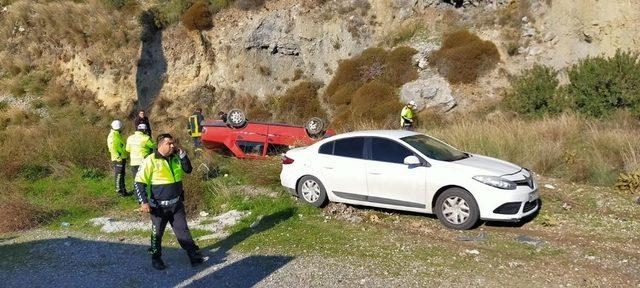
[135,133,207,270]
[134,109,152,137]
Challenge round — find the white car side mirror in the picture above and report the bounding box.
[403,155,421,166]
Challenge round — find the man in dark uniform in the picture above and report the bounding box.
[134,109,152,137]
[135,133,207,270]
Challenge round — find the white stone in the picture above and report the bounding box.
[399,75,456,111]
[544,184,556,189]
[465,249,480,255]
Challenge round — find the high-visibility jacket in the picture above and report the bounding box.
[134,151,193,204]
[400,105,414,126]
[187,113,204,137]
[107,129,128,161]
[126,131,155,166]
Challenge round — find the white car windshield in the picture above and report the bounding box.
[401,134,469,162]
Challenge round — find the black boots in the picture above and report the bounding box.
[188,251,208,267]
[152,255,166,270]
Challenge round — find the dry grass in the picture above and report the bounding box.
[429,29,500,84]
[0,185,52,233]
[338,110,640,186]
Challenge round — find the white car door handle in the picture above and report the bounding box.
[323,167,334,170]
[368,172,381,175]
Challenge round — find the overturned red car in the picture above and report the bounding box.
[201,109,335,159]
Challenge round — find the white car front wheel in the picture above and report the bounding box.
[435,188,479,230]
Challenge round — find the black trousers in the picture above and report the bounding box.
[148,201,199,257]
[113,160,126,195]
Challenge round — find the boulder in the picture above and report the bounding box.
[399,75,456,111]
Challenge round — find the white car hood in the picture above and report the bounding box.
[455,154,522,176]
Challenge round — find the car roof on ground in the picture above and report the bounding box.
[327,130,420,140]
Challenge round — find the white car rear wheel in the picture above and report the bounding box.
[297,176,328,208]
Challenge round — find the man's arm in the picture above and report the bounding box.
[178,150,193,174]
[134,158,153,204]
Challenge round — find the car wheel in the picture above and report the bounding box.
[226,109,246,128]
[297,176,328,208]
[305,117,325,138]
[435,188,480,230]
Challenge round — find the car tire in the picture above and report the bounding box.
[226,109,246,128]
[435,188,480,230]
[305,117,325,138]
[297,175,328,208]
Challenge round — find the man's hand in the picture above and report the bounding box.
[140,203,151,213]
[178,148,187,159]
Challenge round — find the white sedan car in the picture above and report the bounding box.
[280,130,540,230]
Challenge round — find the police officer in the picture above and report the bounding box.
[187,108,205,151]
[135,133,207,270]
[400,100,417,130]
[107,120,129,196]
[126,123,155,178]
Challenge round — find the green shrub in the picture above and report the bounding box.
[19,164,52,180]
[504,65,561,117]
[506,42,519,56]
[182,1,214,31]
[154,0,192,29]
[81,168,106,180]
[324,46,418,127]
[429,29,500,84]
[566,50,640,118]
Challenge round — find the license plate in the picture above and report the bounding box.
[528,190,540,202]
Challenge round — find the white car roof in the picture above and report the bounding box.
[323,130,420,141]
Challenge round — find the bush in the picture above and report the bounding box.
[182,1,214,31]
[154,0,192,29]
[19,164,52,180]
[504,65,561,117]
[429,29,500,84]
[236,0,265,10]
[275,81,327,123]
[566,50,640,118]
[324,46,418,127]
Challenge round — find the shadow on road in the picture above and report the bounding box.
[0,209,296,288]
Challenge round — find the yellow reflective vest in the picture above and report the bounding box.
[135,152,190,203]
[107,129,128,161]
[400,106,414,126]
[126,131,155,166]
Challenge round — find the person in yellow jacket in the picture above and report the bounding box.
[400,100,417,130]
[126,123,156,179]
[107,120,129,197]
[135,133,207,270]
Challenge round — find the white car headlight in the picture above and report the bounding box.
[473,175,517,190]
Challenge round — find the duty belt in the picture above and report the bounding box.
[149,197,180,207]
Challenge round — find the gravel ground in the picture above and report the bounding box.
[0,230,423,288]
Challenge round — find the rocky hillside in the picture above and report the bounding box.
[1,0,639,122]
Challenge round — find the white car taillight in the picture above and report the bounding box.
[282,155,294,165]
